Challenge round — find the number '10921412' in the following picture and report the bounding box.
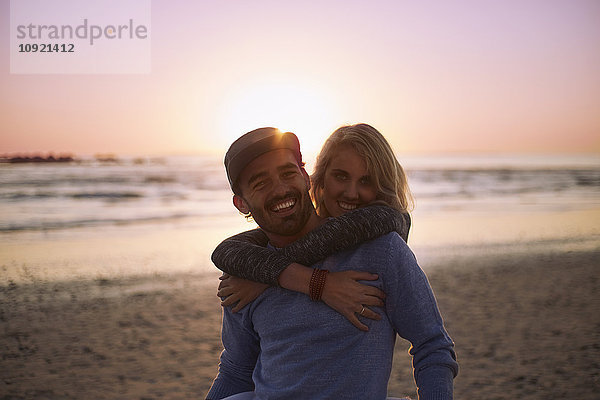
[18,43,74,52]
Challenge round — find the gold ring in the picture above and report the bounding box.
[359,306,365,316]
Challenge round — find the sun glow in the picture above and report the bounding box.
[218,79,343,159]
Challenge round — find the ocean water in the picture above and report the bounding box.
[1,154,599,234]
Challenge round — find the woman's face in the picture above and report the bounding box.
[322,144,377,217]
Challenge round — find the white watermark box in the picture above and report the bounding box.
[10,0,151,74]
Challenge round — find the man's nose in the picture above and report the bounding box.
[272,176,291,196]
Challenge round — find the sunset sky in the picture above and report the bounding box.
[1,0,599,156]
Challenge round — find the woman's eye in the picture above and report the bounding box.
[359,177,372,185]
[335,174,347,181]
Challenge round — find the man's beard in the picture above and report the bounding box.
[250,189,313,237]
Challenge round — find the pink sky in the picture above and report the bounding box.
[1,0,599,156]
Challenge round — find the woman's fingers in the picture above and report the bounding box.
[349,271,379,281]
[343,270,386,300]
[219,278,268,312]
[220,293,239,307]
[220,292,253,312]
[358,306,381,321]
[360,294,385,308]
[217,286,235,297]
[342,305,382,331]
[369,297,385,308]
[320,270,389,331]
[231,298,252,313]
[218,277,232,291]
[361,288,386,306]
[346,313,369,332]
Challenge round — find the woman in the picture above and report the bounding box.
[213,123,413,331]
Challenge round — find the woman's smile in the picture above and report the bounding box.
[323,144,377,217]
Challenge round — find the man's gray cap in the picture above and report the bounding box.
[225,127,302,190]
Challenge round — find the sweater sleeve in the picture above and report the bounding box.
[205,307,259,399]
[382,234,458,400]
[211,204,411,285]
[281,204,411,265]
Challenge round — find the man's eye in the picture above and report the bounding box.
[282,171,297,178]
[253,181,266,190]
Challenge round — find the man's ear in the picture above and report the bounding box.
[233,195,249,214]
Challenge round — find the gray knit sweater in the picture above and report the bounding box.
[211,205,411,285]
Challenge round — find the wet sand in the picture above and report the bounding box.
[1,246,598,399]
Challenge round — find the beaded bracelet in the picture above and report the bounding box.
[309,268,329,301]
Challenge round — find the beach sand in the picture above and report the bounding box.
[389,248,600,399]
[2,241,598,399]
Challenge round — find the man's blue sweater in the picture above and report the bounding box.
[207,233,458,400]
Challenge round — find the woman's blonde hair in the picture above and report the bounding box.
[310,123,414,216]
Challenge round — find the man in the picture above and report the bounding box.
[206,127,458,400]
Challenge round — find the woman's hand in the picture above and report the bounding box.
[320,270,386,332]
[218,274,269,312]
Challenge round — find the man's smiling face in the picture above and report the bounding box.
[233,149,314,240]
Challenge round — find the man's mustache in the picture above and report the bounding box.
[265,191,301,210]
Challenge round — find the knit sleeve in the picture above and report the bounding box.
[281,204,411,264]
[211,204,411,286]
[211,228,288,285]
[382,234,458,399]
[205,306,259,399]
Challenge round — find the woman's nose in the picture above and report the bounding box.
[343,182,359,200]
